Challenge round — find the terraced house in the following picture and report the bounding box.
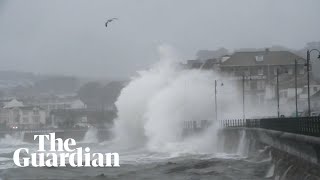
[219,49,307,105]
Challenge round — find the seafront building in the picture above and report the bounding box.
[0,99,46,129]
[184,49,320,116]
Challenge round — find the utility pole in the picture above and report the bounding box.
[295,59,298,117]
[306,49,320,116]
[215,80,218,121]
[307,50,311,116]
[242,74,245,120]
[277,68,280,118]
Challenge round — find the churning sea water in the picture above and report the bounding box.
[0,46,277,179]
[0,135,272,180]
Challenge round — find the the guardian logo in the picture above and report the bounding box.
[13,133,120,167]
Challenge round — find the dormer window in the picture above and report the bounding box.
[255,55,264,62]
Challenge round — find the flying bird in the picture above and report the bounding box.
[105,18,118,28]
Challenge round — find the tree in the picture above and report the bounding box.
[77,82,104,110]
[34,76,79,94]
[101,81,125,111]
[77,81,125,110]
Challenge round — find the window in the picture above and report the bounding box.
[251,81,257,89]
[258,94,264,104]
[245,81,250,89]
[33,116,40,123]
[274,68,278,75]
[284,91,288,98]
[313,87,317,92]
[258,68,264,75]
[22,110,28,115]
[23,117,29,123]
[280,91,288,98]
[33,109,39,115]
[255,55,264,62]
[288,68,293,75]
[257,81,265,90]
[299,67,305,75]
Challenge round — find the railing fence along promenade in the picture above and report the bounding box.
[221,117,320,137]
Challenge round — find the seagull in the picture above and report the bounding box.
[105,18,118,28]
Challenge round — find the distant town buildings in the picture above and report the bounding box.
[183,49,320,116]
[0,99,46,129]
[0,95,88,129]
[32,95,87,117]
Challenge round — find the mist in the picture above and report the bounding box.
[0,0,320,79]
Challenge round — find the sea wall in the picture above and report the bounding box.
[219,128,320,179]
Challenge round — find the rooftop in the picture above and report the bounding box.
[221,50,305,66]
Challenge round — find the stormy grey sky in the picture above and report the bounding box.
[0,0,320,79]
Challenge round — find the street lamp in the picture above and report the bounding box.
[214,77,246,121]
[306,49,320,116]
[276,67,289,118]
[277,68,280,118]
[214,80,223,121]
[242,73,245,120]
[293,58,305,118]
[294,59,298,117]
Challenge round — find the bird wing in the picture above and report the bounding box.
[105,18,118,27]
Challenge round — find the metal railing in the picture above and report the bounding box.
[221,117,320,137]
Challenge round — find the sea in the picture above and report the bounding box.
[0,132,274,180]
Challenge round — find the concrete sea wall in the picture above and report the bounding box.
[219,128,320,179]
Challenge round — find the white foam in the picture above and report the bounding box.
[113,45,244,155]
[82,127,98,143]
[265,164,275,178]
[0,133,25,147]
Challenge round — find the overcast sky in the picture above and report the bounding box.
[0,0,320,79]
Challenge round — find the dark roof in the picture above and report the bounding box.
[221,51,305,66]
[201,58,219,69]
[186,60,203,69]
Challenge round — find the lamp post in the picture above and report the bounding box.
[306,49,320,116]
[215,80,218,121]
[242,74,245,120]
[293,58,306,117]
[276,68,280,118]
[276,67,290,118]
[214,80,224,121]
[295,59,298,117]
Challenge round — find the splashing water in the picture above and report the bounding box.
[113,45,243,155]
[237,130,249,157]
[82,127,98,143]
[0,133,25,147]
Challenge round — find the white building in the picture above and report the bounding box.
[278,77,320,116]
[0,99,46,129]
[35,97,87,118]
